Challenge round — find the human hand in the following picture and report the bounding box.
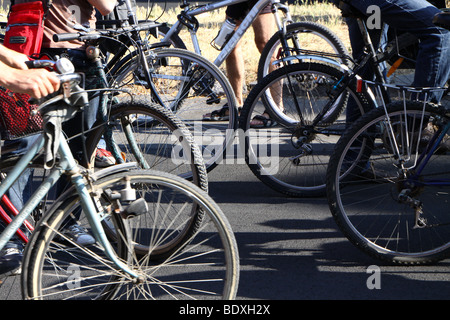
[0,46,30,70]
[5,68,61,99]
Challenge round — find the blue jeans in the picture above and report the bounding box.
[346,0,450,103]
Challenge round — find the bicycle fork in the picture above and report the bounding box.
[58,136,141,280]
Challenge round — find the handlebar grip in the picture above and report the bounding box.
[53,32,101,43]
[53,32,81,42]
[25,60,55,69]
[57,73,81,84]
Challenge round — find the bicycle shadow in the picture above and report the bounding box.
[233,217,450,300]
[207,164,450,300]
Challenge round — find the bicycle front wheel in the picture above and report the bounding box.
[22,169,240,300]
[239,62,372,197]
[86,101,208,189]
[327,101,450,264]
[111,48,239,172]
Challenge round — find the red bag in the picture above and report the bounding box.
[3,1,45,56]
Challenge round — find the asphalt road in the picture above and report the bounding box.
[0,160,449,301]
[206,161,450,300]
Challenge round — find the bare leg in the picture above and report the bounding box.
[249,13,281,127]
[226,28,246,107]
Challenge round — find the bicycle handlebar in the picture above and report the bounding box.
[53,32,101,43]
[25,58,80,84]
[25,57,84,106]
[53,21,163,43]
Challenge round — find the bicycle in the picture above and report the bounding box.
[323,5,450,266]
[326,79,450,265]
[0,31,213,298]
[0,16,218,289]
[238,1,450,197]
[157,0,350,70]
[0,57,240,299]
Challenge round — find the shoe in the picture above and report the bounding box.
[63,224,96,246]
[0,247,22,277]
[250,113,277,128]
[420,122,450,153]
[203,104,230,121]
[95,148,116,167]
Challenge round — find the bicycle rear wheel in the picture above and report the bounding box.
[327,101,450,264]
[22,169,239,300]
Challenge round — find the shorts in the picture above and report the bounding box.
[225,0,272,21]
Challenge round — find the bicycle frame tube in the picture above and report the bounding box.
[58,138,139,279]
[0,132,139,279]
[215,0,280,66]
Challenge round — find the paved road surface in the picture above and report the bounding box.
[1,161,449,301]
[206,162,450,300]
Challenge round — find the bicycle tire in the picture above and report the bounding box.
[22,169,240,300]
[258,21,350,81]
[326,101,450,264]
[110,48,239,172]
[257,22,351,125]
[86,101,208,190]
[239,62,373,197]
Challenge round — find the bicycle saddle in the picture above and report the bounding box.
[433,11,450,30]
[337,0,366,19]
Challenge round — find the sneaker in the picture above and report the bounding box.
[95,148,116,167]
[0,247,23,277]
[63,224,96,246]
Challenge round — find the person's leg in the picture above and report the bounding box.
[226,21,246,108]
[0,135,38,276]
[350,0,450,102]
[226,11,275,107]
[249,12,280,126]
